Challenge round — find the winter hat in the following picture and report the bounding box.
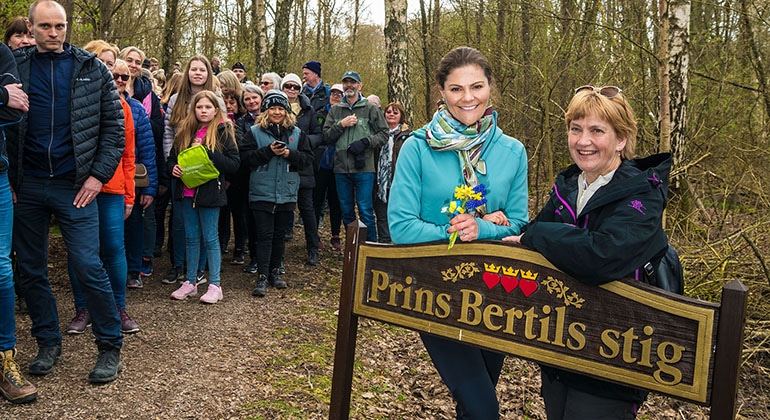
[302,61,322,77]
[281,73,303,90]
[232,61,246,71]
[261,89,291,112]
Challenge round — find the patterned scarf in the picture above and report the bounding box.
[425,103,496,214]
[377,125,400,203]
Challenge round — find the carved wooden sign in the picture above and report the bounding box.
[352,241,719,404]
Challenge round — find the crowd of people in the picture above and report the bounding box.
[2,2,675,419]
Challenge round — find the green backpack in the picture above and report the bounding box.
[177,144,220,188]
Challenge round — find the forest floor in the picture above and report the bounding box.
[2,218,768,419]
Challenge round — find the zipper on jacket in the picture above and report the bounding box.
[47,58,55,177]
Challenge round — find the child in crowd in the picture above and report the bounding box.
[168,91,240,303]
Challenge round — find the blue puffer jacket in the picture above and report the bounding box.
[7,44,124,190]
[123,91,158,198]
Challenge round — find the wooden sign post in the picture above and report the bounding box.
[329,223,748,419]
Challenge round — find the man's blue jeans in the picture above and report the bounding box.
[181,198,221,286]
[335,172,377,242]
[14,177,122,348]
[0,172,16,351]
[70,193,127,310]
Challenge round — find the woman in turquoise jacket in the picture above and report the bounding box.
[388,46,529,419]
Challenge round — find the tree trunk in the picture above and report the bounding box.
[272,0,293,72]
[419,0,433,119]
[252,0,268,75]
[385,0,413,121]
[658,0,672,156]
[668,0,691,172]
[99,0,113,40]
[162,0,179,72]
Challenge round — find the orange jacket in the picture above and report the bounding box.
[101,96,136,204]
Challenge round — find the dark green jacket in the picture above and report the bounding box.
[322,95,388,173]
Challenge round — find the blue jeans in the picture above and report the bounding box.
[170,182,206,270]
[335,172,376,242]
[0,172,16,351]
[70,193,127,310]
[181,198,221,285]
[14,177,121,348]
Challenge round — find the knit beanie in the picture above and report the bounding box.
[261,89,291,112]
[302,61,322,77]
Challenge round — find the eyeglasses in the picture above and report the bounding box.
[574,85,622,98]
[260,81,271,86]
[283,84,301,91]
[112,73,130,82]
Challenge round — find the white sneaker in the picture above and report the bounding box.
[171,281,198,300]
[199,284,223,304]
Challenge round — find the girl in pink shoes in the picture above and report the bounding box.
[168,90,240,303]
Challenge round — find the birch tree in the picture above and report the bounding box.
[385,0,413,121]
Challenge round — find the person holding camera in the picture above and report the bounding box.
[238,90,313,297]
[322,71,388,243]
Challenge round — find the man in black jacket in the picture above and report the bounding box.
[6,0,125,384]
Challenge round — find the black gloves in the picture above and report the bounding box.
[347,137,370,155]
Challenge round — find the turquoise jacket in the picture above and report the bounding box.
[388,124,529,245]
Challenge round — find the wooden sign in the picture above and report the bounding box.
[330,223,747,420]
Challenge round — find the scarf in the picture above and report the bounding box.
[377,125,400,203]
[425,103,496,215]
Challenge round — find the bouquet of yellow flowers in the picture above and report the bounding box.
[441,183,487,250]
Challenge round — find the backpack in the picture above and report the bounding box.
[641,244,684,294]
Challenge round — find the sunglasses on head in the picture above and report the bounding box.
[574,85,622,98]
[283,84,301,91]
[113,73,130,82]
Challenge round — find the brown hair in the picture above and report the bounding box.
[565,89,638,159]
[384,102,407,125]
[173,90,234,153]
[434,46,493,89]
[161,72,183,106]
[168,55,216,127]
[4,16,30,45]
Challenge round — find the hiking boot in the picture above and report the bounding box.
[1,349,37,404]
[195,270,208,285]
[171,281,198,300]
[28,345,61,376]
[139,257,153,277]
[306,249,319,266]
[278,262,286,275]
[231,250,245,265]
[269,268,287,289]
[252,275,268,297]
[243,262,258,274]
[88,345,122,383]
[66,309,91,334]
[119,309,140,334]
[330,235,343,250]
[162,266,184,284]
[200,284,223,304]
[126,272,143,289]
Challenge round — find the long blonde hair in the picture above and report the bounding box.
[168,55,216,127]
[173,91,234,153]
[161,72,183,106]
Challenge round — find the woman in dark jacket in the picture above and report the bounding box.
[373,101,410,243]
[505,85,671,419]
[282,73,323,266]
[239,90,313,297]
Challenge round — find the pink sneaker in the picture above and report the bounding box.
[199,284,223,304]
[171,281,198,300]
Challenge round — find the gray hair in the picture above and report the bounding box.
[242,82,263,97]
[261,72,282,87]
